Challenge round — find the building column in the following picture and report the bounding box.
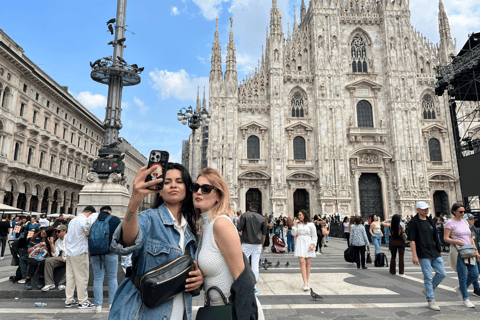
[354,172,360,216]
[12,192,19,208]
[37,199,42,213]
[57,198,63,214]
[72,201,78,216]
[25,194,32,212]
[0,189,5,204]
[47,198,54,215]
[64,199,71,215]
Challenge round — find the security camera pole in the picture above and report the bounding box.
[89,0,143,179]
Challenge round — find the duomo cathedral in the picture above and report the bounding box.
[185,0,467,219]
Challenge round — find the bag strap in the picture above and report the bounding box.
[204,286,230,306]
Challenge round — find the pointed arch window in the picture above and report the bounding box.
[351,36,368,73]
[422,94,436,119]
[291,92,305,118]
[247,135,260,159]
[293,136,306,160]
[429,138,442,161]
[357,100,374,127]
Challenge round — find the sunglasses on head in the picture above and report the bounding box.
[190,183,220,194]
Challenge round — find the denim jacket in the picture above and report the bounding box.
[109,204,197,320]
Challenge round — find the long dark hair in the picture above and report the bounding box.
[153,162,197,238]
[391,214,401,236]
[299,209,312,223]
[31,227,55,255]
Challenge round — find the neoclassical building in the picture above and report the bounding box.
[0,29,151,216]
[190,0,468,219]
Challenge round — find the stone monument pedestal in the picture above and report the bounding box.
[78,172,130,219]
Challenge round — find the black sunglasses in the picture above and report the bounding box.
[190,183,220,194]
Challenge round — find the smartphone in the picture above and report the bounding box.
[145,150,169,191]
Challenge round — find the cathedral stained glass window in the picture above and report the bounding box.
[422,94,436,119]
[351,36,368,73]
[291,92,304,117]
[357,100,374,127]
[247,135,260,159]
[429,138,442,161]
[293,136,306,160]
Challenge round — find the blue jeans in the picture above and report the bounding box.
[372,233,382,255]
[287,231,295,253]
[456,253,479,300]
[419,257,446,301]
[91,254,119,306]
[473,261,480,290]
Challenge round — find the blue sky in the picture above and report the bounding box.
[1,0,478,162]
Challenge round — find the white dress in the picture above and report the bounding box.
[292,222,317,258]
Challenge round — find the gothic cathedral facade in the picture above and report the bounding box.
[197,0,462,219]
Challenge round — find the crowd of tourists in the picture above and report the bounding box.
[1,163,480,318]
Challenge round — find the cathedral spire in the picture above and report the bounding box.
[294,5,297,27]
[300,0,306,22]
[202,86,207,110]
[269,0,283,37]
[210,17,223,97]
[196,86,200,111]
[438,0,456,65]
[224,17,238,96]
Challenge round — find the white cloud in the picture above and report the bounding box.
[149,69,209,101]
[197,55,208,65]
[133,97,149,115]
[192,0,230,20]
[76,91,107,109]
[171,6,180,16]
[169,150,183,164]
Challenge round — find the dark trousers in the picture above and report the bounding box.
[0,236,7,257]
[389,239,405,275]
[353,245,366,268]
[26,258,46,278]
[316,233,323,252]
[345,233,350,247]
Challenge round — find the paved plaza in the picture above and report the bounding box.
[0,237,479,319]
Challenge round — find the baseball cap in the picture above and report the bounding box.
[55,224,67,231]
[465,213,475,220]
[416,201,430,209]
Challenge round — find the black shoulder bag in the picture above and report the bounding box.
[126,245,194,309]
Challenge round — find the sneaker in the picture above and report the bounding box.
[264,250,268,253]
[362,267,368,269]
[0,256,4,260]
[473,288,480,298]
[41,284,56,292]
[324,245,328,247]
[463,299,475,308]
[94,305,102,313]
[17,279,25,284]
[302,285,309,291]
[58,285,66,291]
[78,300,94,309]
[455,286,463,300]
[24,279,32,290]
[65,299,78,308]
[37,278,45,290]
[428,300,440,311]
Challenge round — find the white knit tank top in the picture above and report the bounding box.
[196,212,235,303]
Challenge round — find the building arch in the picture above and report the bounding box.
[289,86,307,117]
[293,136,306,160]
[356,100,374,127]
[247,135,260,159]
[428,138,442,161]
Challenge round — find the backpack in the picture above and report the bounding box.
[374,253,388,267]
[88,215,113,255]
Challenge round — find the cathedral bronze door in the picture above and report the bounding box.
[359,173,384,220]
[433,191,449,217]
[293,189,310,216]
[246,188,262,214]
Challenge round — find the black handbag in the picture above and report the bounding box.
[196,286,233,320]
[127,245,194,309]
[366,247,372,264]
[344,246,355,263]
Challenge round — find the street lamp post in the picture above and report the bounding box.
[89,0,144,179]
[177,106,210,175]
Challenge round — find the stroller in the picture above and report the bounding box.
[8,238,29,283]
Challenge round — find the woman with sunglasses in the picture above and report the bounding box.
[109,163,204,320]
[444,203,479,308]
[193,167,264,319]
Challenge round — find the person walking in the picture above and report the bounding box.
[343,217,351,247]
[443,203,479,308]
[408,201,446,311]
[0,216,10,260]
[292,209,317,291]
[42,224,68,291]
[382,215,405,275]
[465,213,480,297]
[369,215,383,256]
[64,206,96,308]
[195,168,263,319]
[237,203,267,293]
[350,216,370,269]
[89,205,121,313]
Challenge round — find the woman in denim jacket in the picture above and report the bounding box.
[109,163,204,320]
